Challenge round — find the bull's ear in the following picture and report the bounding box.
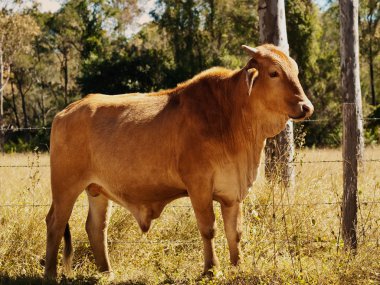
[245,67,259,96]
[242,45,259,56]
[243,56,259,96]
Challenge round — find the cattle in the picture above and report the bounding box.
[44,44,313,279]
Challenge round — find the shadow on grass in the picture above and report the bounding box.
[0,274,261,284]
[0,275,147,285]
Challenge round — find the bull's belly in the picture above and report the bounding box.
[89,147,186,200]
[115,184,188,204]
[88,179,188,232]
[91,174,187,204]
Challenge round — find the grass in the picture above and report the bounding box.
[0,147,380,284]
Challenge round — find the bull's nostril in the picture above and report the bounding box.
[302,104,310,113]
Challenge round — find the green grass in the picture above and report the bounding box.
[0,148,380,284]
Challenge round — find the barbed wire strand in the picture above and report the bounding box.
[1,238,378,246]
[1,200,380,208]
[1,116,380,132]
[2,158,380,168]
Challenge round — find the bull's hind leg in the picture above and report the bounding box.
[86,186,112,274]
[221,202,242,265]
[45,186,81,279]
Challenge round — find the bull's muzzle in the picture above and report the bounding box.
[301,103,314,118]
[290,101,314,121]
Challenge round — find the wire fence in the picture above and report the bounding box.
[1,237,379,246]
[2,158,380,168]
[2,199,380,208]
[1,116,380,132]
[1,121,380,252]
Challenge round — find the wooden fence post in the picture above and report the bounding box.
[258,0,295,190]
[339,0,364,250]
[0,47,4,154]
[342,103,359,249]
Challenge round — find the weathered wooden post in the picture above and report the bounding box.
[339,0,364,250]
[258,0,295,190]
[0,46,4,153]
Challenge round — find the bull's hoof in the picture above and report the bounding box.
[97,270,115,282]
[230,257,241,266]
[202,265,221,277]
[43,271,58,282]
[139,223,151,233]
[104,271,115,281]
[198,267,223,282]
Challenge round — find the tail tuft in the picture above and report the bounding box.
[63,223,73,275]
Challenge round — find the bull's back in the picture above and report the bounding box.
[51,93,170,152]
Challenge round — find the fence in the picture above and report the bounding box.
[1,120,380,277]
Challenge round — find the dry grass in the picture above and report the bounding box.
[0,147,380,284]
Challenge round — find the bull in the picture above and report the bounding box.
[44,44,313,279]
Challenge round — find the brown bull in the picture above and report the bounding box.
[45,44,313,279]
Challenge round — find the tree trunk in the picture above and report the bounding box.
[15,77,31,142]
[19,86,30,143]
[207,0,215,38]
[339,0,364,250]
[63,48,69,106]
[0,47,4,153]
[41,93,46,127]
[11,81,21,128]
[369,43,376,106]
[18,83,29,129]
[258,0,295,190]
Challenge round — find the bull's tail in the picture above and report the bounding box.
[63,223,73,274]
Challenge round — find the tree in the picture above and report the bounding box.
[151,0,260,83]
[0,12,39,150]
[43,2,85,106]
[151,0,205,82]
[286,0,320,90]
[360,0,379,106]
[304,3,342,147]
[258,0,295,189]
[102,0,141,34]
[202,0,259,67]
[79,43,173,94]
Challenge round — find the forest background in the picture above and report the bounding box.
[0,0,379,152]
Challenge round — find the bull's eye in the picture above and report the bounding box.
[269,71,279,78]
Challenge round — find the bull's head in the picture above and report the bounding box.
[242,44,314,122]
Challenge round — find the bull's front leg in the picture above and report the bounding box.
[221,202,242,265]
[188,187,219,274]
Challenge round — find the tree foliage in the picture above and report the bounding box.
[0,0,379,151]
[0,13,40,65]
[359,0,379,106]
[286,0,320,88]
[80,44,173,94]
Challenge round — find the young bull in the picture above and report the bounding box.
[45,44,313,279]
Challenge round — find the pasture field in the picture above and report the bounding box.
[0,147,380,284]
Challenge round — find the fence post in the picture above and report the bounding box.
[258,0,295,191]
[0,47,4,154]
[342,103,359,249]
[339,0,364,250]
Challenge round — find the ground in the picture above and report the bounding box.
[0,147,379,284]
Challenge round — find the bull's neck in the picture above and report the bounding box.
[222,69,287,166]
[185,68,285,168]
[221,95,266,171]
